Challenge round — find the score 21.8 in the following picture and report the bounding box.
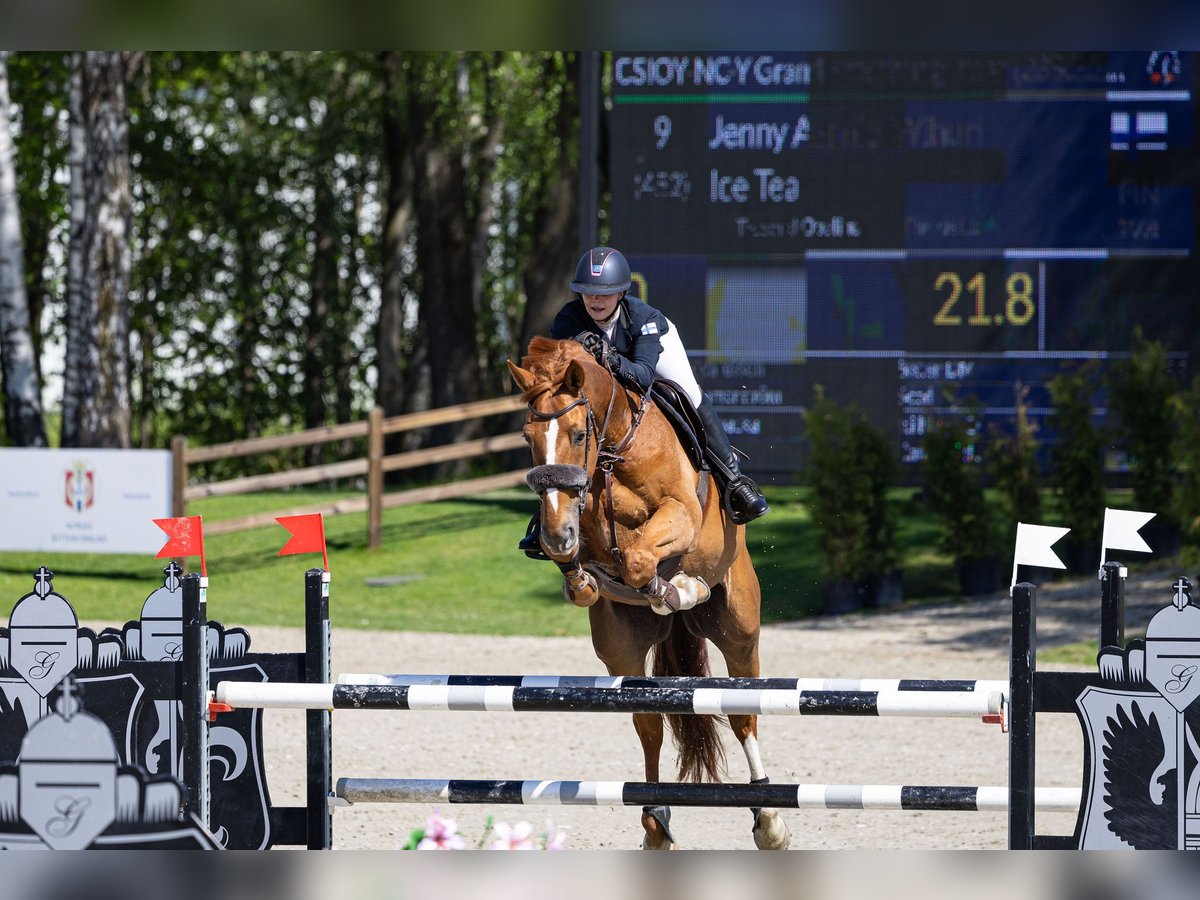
[931,270,1035,328]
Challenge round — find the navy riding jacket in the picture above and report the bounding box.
[550,297,670,394]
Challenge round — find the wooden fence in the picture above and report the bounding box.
[171,396,528,548]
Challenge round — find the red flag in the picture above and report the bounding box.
[153,515,207,577]
[276,514,329,572]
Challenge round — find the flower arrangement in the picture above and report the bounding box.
[402,809,567,850]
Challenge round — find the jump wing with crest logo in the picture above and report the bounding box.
[1100,699,1177,849]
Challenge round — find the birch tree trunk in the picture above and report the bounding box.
[0,51,48,447]
[61,51,86,447]
[72,51,132,448]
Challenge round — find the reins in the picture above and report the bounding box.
[596,382,650,571]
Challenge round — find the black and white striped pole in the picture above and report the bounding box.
[334,777,1078,813]
[213,681,1005,720]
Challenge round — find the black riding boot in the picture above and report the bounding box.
[697,393,770,524]
[517,512,551,560]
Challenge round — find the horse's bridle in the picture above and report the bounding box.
[526,365,652,574]
[525,392,602,476]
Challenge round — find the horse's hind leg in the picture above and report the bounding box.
[726,709,790,850]
[589,601,677,850]
[693,573,792,850]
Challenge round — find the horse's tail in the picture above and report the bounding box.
[652,615,726,783]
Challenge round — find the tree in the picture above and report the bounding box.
[0,51,48,447]
[1047,364,1106,565]
[8,52,69,393]
[519,52,580,354]
[406,53,497,456]
[1108,328,1178,517]
[60,51,86,447]
[63,51,134,448]
[988,382,1042,544]
[376,51,424,439]
[5,52,590,470]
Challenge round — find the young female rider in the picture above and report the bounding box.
[519,246,769,556]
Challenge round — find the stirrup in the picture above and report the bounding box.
[723,477,770,525]
[518,524,552,561]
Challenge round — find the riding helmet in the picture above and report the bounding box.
[569,247,631,295]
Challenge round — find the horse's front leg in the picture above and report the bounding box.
[622,498,707,612]
[588,602,677,849]
[632,712,678,850]
[559,561,601,608]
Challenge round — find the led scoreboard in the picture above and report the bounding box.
[608,52,1200,481]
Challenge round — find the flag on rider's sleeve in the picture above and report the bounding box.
[153,515,207,577]
[1014,523,1070,569]
[1102,508,1155,553]
[276,513,329,572]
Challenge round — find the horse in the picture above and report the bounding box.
[507,336,791,850]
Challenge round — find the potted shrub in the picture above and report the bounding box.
[1171,374,1200,550]
[989,383,1045,582]
[804,387,900,613]
[851,414,902,608]
[1108,329,1181,555]
[1047,364,1106,573]
[922,412,1001,596]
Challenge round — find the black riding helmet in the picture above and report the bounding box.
[569,247,631,295]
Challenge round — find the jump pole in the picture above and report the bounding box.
[213,681,1005,720]
[339,673,1009,694]
[333,778,1079,814]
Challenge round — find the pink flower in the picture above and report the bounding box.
[489,820,537,850]
[542,817,567,850]
[417,809,465,850]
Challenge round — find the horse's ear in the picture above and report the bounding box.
[563,359,586,396]
[507,359,535,394]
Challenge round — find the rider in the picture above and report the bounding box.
[519,246,769,556]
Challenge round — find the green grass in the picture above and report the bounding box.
[1041,641,1101,669]
[1042,630,1148,669]
[0,485,994,636]
[0,488,588,637]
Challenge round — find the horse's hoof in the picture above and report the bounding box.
[641,805,677,848]
[641,834,679,850]
[752,809,791,850]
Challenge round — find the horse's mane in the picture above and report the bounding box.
[518,337,596,402]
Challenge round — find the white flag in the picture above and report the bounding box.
[1014,523,1070,569]
[1101,508,1155,554]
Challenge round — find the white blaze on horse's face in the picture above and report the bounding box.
[544,418,559,512]
[522,395,592,560]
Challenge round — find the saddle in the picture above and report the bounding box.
[649,379,708,473]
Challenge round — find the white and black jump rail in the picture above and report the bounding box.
[179,561,1153,849]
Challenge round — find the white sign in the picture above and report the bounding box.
[0,448,172,554]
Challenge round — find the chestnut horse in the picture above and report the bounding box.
[507,337,790,850]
